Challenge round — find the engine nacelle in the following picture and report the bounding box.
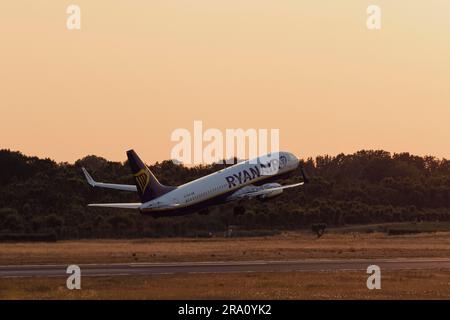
[258,183,283,199]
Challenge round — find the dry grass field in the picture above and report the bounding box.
[1,230,450,265]
[1,229,450,299]
[1,270,450,299]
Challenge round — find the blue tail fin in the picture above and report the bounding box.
[126,149,176,202]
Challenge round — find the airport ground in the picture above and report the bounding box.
[1,224,450,265]
[1,224,450,299]
[0,270,449,299]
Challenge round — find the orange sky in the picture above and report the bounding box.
[1,1,449,163]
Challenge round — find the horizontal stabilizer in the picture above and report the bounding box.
[87,203,142,209]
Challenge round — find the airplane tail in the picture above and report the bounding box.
[126,149,176,202]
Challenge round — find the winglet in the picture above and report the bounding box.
[300,167,309,184]
[82,167,96,187]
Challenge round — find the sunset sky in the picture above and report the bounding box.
[1,1,449,163]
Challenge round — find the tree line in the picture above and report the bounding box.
[0,149,449,239]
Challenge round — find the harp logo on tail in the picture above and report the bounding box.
[134,169,150,193]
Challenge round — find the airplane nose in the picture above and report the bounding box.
[289,153,299,168]
[293,155,299,168]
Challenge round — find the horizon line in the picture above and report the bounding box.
[1,148,448,167]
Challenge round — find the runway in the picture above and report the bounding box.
[1,258,450,278]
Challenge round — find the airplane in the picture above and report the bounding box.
[82,149,308,217]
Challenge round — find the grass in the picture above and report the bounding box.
[1,227,450,300]
[1,229,450,265]
[1,270,450,299]
[329,221,450,234]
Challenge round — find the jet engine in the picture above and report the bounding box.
[258,183,283,199]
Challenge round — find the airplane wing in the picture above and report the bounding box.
[88,203,142,209]
[82,167,137,192]
[144,203,181,210]
[228,182,304,201]
[242,182,304,198]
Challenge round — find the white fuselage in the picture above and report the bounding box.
[140,152,299,212]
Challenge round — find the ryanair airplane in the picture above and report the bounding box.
[82,150,308,217]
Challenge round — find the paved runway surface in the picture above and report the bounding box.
[1,258,449,278]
